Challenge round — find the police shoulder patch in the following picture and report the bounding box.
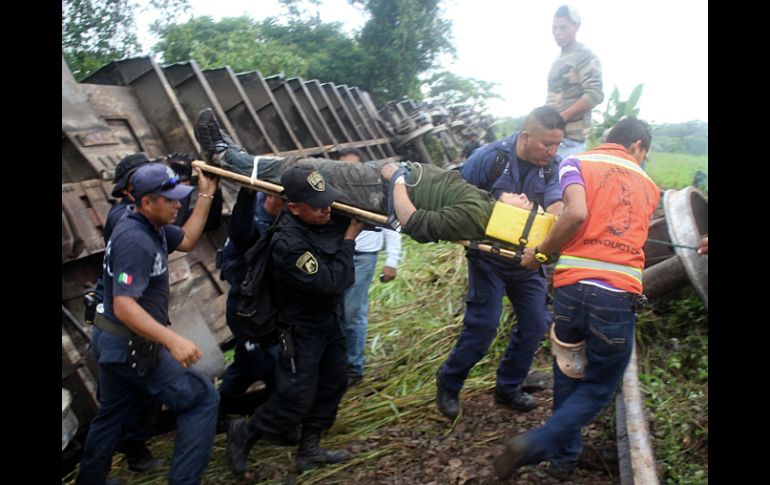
[296,251,319,275]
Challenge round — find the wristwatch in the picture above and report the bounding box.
[534,246,550,263]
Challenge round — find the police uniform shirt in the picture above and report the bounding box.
[104,198,131,243]
[271,212,355,327]
[102,210,184,328]
[461,133,562,209]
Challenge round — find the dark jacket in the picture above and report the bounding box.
[271,211,356,328]
[403,163,496,243]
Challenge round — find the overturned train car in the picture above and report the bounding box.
[60,54,433,472]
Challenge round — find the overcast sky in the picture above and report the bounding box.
[135,0,708,124]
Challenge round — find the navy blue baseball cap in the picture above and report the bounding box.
[131,163,194,200]
[280,165,341,208]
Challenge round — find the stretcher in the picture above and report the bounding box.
[193,161,551,261]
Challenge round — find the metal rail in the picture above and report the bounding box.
[616,344,661,485]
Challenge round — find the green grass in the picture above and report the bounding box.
[63,238,708,484]
[636,288,708,485]
[646,151,708,191]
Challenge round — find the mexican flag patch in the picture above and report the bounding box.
[118,272,133,285]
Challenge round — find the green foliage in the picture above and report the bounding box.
[637,288,708,484]
[62,0,191,80]
[588,84,644,148]
[152,16,311,76]
[355,0,455,103]
[62,0,141,80]
[646,151,708,190]
[423,71,501,110]
[259,18,366,86]
[423,134,450,167]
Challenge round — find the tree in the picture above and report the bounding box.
[153,16,311,77]
[423,71,501,110]
[259,18,366,86]
[62,0,191,80]
[62,0,141,80]
[354,0,455,103]
[588,84,643,148]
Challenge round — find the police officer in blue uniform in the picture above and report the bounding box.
[435,106,566,419]
[225,165,364,477]
[76,163,221,485]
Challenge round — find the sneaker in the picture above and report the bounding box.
[435,376,460,419]
[194,108,228,162]
[494,387,537,412]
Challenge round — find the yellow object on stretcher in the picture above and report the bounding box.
[484,201,557,249]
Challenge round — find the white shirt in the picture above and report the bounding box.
[354,229,403,268]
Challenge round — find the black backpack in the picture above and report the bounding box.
[235,215,282,344]
[488,147,557,191]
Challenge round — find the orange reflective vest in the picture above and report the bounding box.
[554,144,660,294]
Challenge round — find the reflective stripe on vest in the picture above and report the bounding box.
[577,153,655,183]
[555,255,642,284]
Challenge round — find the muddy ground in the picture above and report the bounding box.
[72,358,621,484]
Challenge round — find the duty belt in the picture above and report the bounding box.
[93,312,133,337]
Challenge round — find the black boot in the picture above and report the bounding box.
[435,376,460,419]
[117,441,166,473]
[226,417,261,476]
[494,386,537,412]
[295,428,350,473]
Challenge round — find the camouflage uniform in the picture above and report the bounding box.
[546,42,603,143]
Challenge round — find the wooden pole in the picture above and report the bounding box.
[194,161,522,260]
[192,160,389,225]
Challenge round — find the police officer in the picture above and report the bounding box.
[217,188,287,423]
[76,163,220,485]
[435,106,566,419]
[87,152,221,473]
[87,153,160,474]
[225,165,363,477]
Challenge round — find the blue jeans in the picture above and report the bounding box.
[556,138,587,159]
[78,328,220,485]
[439,254,548,394]
[342,252,378,376]
[521,284,637,470]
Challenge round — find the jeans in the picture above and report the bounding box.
[556,138,587,159]
[439,254,548,394]
[343,252,379,377]
[77,328,219,485]
[522,283,637,470]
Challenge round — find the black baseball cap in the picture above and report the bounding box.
[280,165,341,208]
[112,153,151,197]
[131,163,194,200]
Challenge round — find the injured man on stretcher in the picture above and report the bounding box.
[195,108,558,245]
